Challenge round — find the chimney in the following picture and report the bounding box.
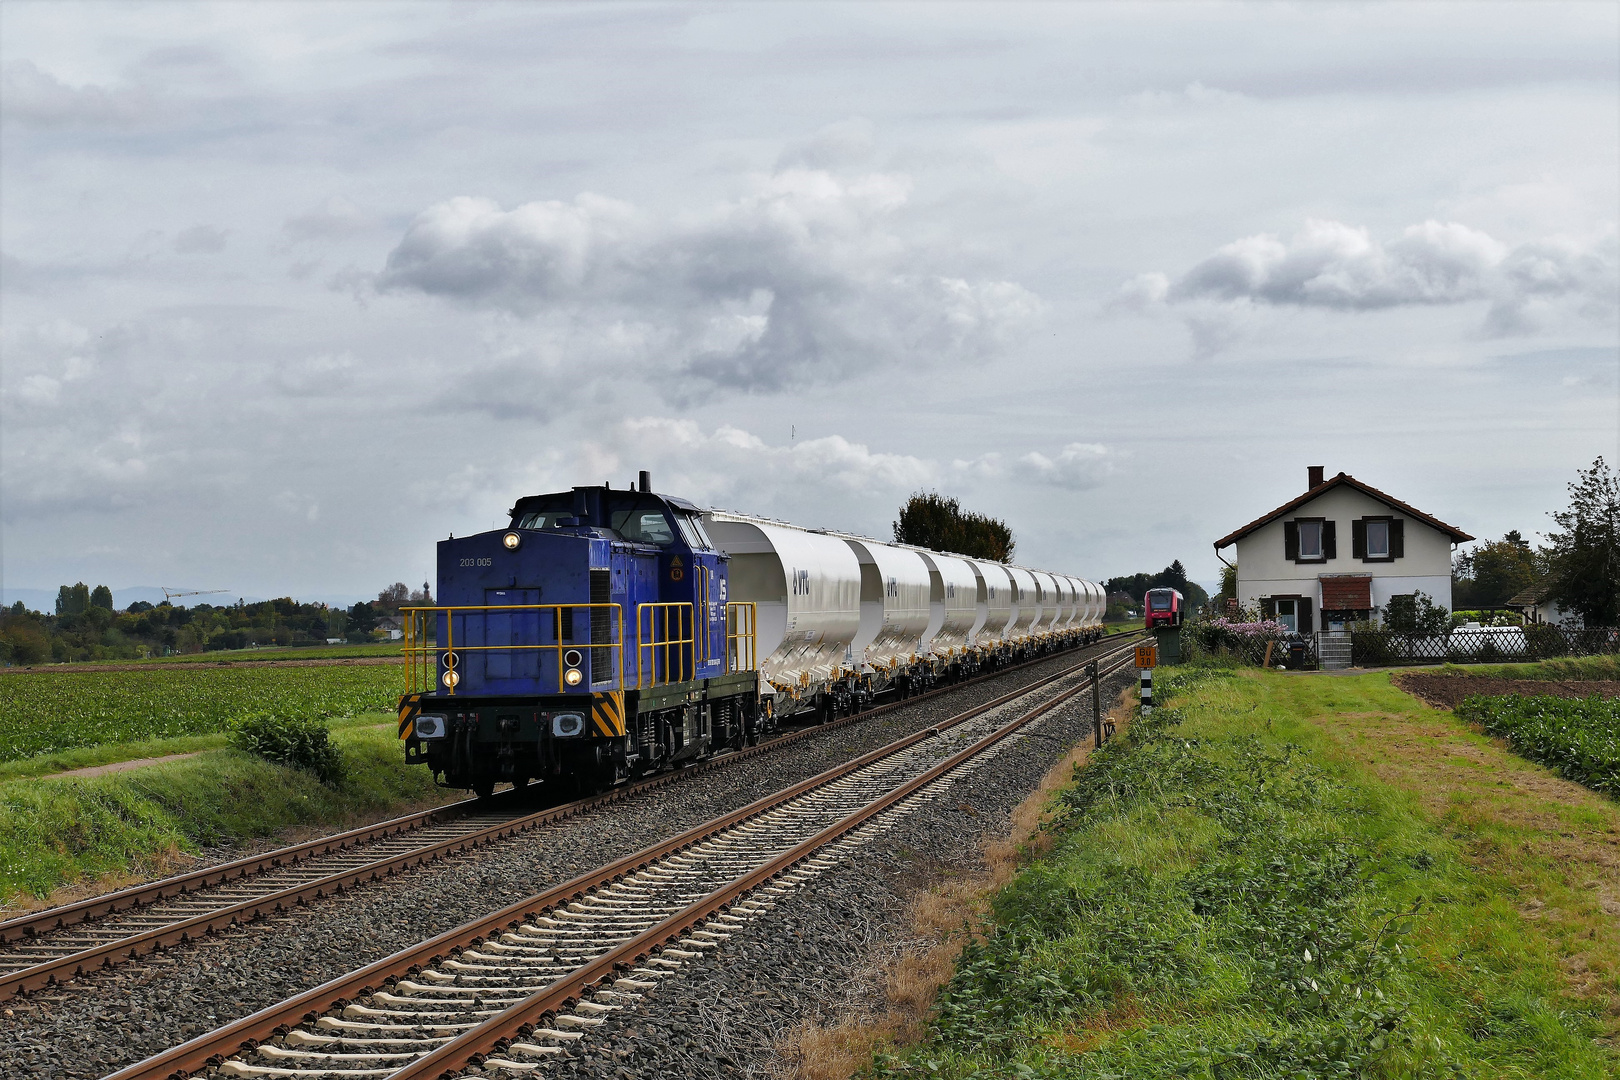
[1307,465,1325,490]
[638,470,651,493]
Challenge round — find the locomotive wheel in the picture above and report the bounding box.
[472,776,496,799]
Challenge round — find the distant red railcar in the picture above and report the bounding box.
[1144,587,1185,629]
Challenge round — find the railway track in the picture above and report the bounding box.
[104,634,1139,1080]
[2,633,1143,1000]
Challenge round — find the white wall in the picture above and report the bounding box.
[1229,485,1459,619]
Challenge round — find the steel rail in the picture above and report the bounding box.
[100,637,1139,1080]
[0,797,488,943]
[397,643,1139,1080]
[6,631,1141,998]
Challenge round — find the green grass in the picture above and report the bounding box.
[1457,694,1620,797]
[0,665,402,762]
[0,712,396,783]
[871,665,1617,1079]
[0,722,450,904]
[1431,655,1620,680]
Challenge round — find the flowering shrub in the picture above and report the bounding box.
[1184,617,1290,665]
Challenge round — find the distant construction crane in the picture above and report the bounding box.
[161,588,229,604]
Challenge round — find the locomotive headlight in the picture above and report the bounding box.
[563,667,583,687]
[442,670,460,688]
[502,531,521,551]
[414,715,447,739]
[563,649,583,668]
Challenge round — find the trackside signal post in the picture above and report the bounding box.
[1136,643,1156,717]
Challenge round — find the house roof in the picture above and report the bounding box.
[1506,582,1550,607]
[1213,472,1475,550]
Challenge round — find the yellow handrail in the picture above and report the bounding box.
[401,603,624,696]
[636,602,694,688]
[726,601,757,674]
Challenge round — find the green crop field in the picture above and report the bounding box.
[0,665,402,762]
[1457,694,1620,797]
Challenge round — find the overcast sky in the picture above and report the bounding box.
[2,1,1616,605]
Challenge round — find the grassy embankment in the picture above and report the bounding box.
[861,665,1619,1078]
[0,720,452,907]
[0,663,455,908]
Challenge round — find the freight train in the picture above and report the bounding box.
[397,473,1105,796]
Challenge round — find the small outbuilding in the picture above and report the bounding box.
[1506,581,1577,627]
[1214,466,1475,634]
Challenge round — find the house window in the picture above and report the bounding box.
[1366,520,1389,558]
[1298,520,1323,560]
[1276,598,1298,633]
[1352,517,1401,562]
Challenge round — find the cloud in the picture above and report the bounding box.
[376,168,1042,391]
[0,60,147,127]
[569,418,1120,537]
[283,197,373,243]
[1015,442,1116,490]
[173,225,227,254]
[776,118,877,170]
[1122,219,1618,339]
[611,417,938,508]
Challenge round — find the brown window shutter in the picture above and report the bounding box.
[1283,520,1299,561]
[1260,598,1276,621]
[1352,519,1366,559]
[1299,597,1314,634]
[1323,521,1337,560]
[1390,519,1404,559]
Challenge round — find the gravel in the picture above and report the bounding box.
[515,666,1134,1080]
[0,645,1125,1080]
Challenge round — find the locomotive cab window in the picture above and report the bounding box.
[1149,592,1172,611]
[614,510,675,546]
[675,514,710,550]
[510,494,575,531]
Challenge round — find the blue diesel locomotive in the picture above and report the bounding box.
[398,472,760,797]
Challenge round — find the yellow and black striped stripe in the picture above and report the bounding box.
[590,691,626,737]
[397,695,422,740]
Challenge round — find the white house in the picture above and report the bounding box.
[1214,467,1475,634]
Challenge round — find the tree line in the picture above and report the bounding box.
[0,582,433,665]
[1452,457,1618,626]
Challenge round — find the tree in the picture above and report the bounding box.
[377,582,410,612]
[1452,531,1541,609]
[1384,591,1450,636]
[1218,563,1237,603]
[1544,457,1620,627]
[408,581,433,604]
[893,491,1015,562]
[90,584,114,612]
[1105,564,1209,610]
[346,601,377,643]
[55,583,89,616]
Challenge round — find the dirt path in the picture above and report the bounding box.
[1319,685,1620,1021]
[47,752,207,779]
